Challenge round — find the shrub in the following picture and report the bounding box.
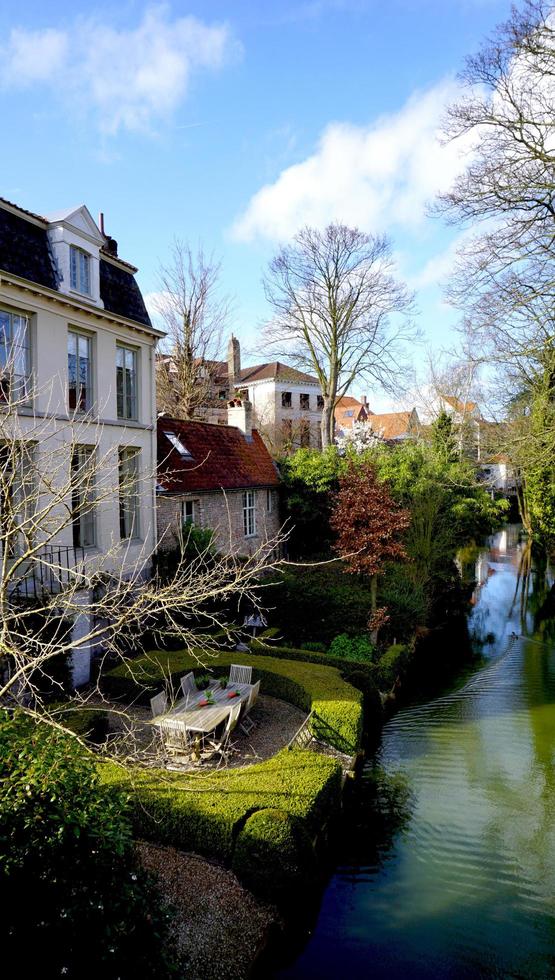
[99,749,343,862]
[103,648,365,755]
[375,643,410,690]
[300,641,327,653]
[328,633,375,662]
[0,711,178,979]
[232,809,317,905]
[341,669,383,733]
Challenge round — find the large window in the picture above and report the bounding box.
[242,490,256,537]
[300,420,311,447]
[0,309,30,403]
[71,446,96,549]
[116,345,138,420]
[119,447,140,539]
[0,442,35,556]
[181,499,197,526]
[300,393,310,410]
[281,391,292,408]
[68,330,92,413]
[70,246,91,295]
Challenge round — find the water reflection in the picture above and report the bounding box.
[277,527,555,979]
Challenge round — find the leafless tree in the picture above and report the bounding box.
[155,242,231,420]
[0,362,283,761]
[262,223,415,447]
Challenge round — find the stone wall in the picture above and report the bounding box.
[157,487,281,557]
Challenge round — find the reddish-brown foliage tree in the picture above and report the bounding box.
[330,460,410,638]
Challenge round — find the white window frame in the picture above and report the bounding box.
[243,490,256,538]
[68,329,93,413]
[70,245,91,296]
[71,445,96,549]
[119,447,140,540]
[0,308,31,404]
[181,499,197,526]
[116,345,138,421]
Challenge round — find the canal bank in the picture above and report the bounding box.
[271,524,555,979]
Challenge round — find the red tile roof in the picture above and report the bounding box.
[157,418,280,494]
[334,396,369,431]
[368,411,418,440]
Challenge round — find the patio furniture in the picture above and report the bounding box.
[229,664,252,686]
[239,680,261,736]
[150,690,168,718]
[202,702,243,762]
[151,682,253,755]
[180,671,196,699]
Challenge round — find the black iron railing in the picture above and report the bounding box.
[8,545,86,601]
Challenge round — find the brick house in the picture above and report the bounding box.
[157,400,281,556]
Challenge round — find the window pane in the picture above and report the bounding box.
[70,247,78,289]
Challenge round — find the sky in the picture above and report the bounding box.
[0,0,514,409]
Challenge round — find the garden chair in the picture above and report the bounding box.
[229,664,252,686]
[239,680,260,736]
[150,690,167,718]
[201,703,242,764]
[180,672,196,699]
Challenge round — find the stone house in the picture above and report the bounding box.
[157,399,281,556]
[0,197,161,682]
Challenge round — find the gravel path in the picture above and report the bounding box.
[137,842,280,979]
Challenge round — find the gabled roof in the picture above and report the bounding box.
[238,361,319,385]
[334,396,369,431]
[157,417,280,494]
[0,198,151,328]
[441,394,479,416]
[368,410,418,441]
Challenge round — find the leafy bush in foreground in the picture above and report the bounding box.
[0,711,178,979]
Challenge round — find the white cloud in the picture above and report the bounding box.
[231,80,473,242]
[0,7,238,135]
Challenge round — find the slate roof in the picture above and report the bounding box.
[99,258,151,327]
[0,199,151,328]
[239,361,319,385]
[0,206,58,291]
[157,417,280,494]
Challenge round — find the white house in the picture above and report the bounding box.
[0,197,162,683]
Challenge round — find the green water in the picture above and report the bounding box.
[278,525,555,978]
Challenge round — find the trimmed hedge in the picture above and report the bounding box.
[232,808,317,904]
[374,643,409,690]
[250,638,376,683]
[98,748,342,863]
[103,649,364,755]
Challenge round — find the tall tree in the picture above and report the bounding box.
[330,460,410,638]
[263,223,414,448]
[155,241,230,420]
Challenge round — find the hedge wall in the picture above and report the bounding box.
[98,748,342,867]
[103,649,364,755]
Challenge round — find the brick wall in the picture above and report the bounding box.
[157,487,281,557]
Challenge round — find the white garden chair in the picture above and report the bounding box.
[239,680,260,736]
[180,672,196,699]
[202,702,243,764]
[150,690,167,718]
[229,664,252,686]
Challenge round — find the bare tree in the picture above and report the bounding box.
[155,242,231,420]
[0,363,283,759]
[263,223,415,448]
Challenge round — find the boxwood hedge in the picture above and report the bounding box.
[103,649,364,755]
[98,748,342,865]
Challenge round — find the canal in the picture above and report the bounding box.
[276,525,555,979]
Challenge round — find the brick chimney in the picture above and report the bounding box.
[228,398,253,441]
[227,334,241,392]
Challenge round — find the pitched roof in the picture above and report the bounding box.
[0,199,151,327]
[238,361,319,385]
[368,411,417,440]
[334,396,369,430]
[157,417,280,494]
[441,394,479,415]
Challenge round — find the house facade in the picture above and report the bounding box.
[0,197,161,682]
[157,400,281,557]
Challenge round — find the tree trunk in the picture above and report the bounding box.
[321,396,335,449]
[370,573,378,645]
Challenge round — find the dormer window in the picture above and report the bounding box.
[70,246,91,295]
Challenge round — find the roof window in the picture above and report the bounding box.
[164,431,192,458]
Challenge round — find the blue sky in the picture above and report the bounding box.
[1,0,513,408]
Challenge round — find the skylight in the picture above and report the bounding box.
[164,431,192,458]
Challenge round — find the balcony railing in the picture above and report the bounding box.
[8,545,86,601]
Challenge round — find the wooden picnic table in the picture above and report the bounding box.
[152,681,252,736]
